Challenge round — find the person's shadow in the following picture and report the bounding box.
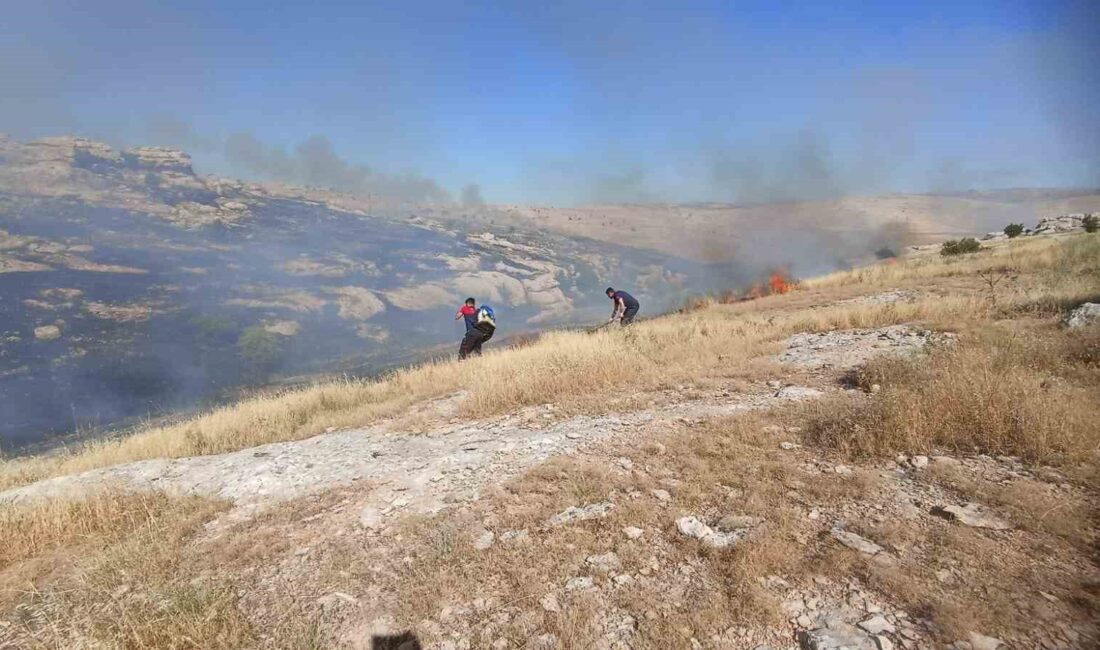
[371,632,422,650]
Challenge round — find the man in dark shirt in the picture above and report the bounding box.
[606,287,640,326]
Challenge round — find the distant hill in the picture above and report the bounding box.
[0,136,736,450]
[458,190,1100,264]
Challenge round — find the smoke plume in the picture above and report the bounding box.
[225,132,451,203]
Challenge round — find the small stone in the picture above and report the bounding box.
[677,516,741,548]
[533,633,557,649]
[910,455,929,469]
[831,529,885,555]
[1064,302,1100,329]
[796,614,814,628]
[780,441,800,450]
[859,615,896,635]
[808,508,821,520]
[967,632,1003,650]
[834,465,853,475]
[623,526,644,540]
[775,386,824,400]
[565,432,582,439]
[540,594,561,612]
[613,574,635,586]
[33,325,62,341]
[932,503,1011,530]
[651,489,671,502]
[359,506,384,530]
[869,383,881,394]
[875,636,895,650]
[473,529,495,550]
[565,576,594,591]
[500,529,530,544]
[618,457,634,470]
[586,552,621,572]
[546,501,614,527]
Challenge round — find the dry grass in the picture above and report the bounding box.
[0,490,252,648]
[803,234,1094,289]
[306,413,874,648]
[2,233,1096,492]
[804,325,1100,466]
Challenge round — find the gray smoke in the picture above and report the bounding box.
[145,115,219,153]
[461,183,485,206]
[707,129,841,205]
[224,132,451,203]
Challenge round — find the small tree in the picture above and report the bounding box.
[1003,223,1024,238]
[237,326,283,379]
[940,238,982,256]
[1084,214,1099,233]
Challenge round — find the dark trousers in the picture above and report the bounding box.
[459,326,494,359]
[620,305,639,326]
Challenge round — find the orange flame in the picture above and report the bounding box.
[769,271,792,294]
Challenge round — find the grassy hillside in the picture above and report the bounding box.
[2,234,1095,488]
[1,232,1097,648]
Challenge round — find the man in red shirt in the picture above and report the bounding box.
[455,297,477,333]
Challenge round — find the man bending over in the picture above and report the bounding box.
[606,287,640,326]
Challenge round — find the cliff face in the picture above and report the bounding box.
[0,136,742,451]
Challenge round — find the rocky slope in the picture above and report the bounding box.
[0,136,740,451]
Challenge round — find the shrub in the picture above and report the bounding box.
[940,238,981,256]
[874,246,896,260]
[1083,214,1099,233]
[237,326,283,378]
[1003,223,1024,238]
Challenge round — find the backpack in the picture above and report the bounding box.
[477,305,496,328]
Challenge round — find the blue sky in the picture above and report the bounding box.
[2,0,1097,203]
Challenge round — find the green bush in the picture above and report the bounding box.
[237,326,283,378]
[1003,223,1024,238]
[940,237,982,256]
[1084,215,1099,233]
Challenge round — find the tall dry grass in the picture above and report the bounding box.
[0,490,250,648]
[805,233,1097,289]
[805,326,1100,465]
[1,233,1096,491]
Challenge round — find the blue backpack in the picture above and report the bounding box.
[477,305,496,328]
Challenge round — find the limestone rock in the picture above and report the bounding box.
[33,325,61,341]
[547,501,614,527]
[623,526,644,540]
[798,622,877,650]
[565,576,594,591]
[473,529,495,550]
[831,529,884,555]
[540,594,561,613]
[858,615,895,635]
[1064,303,1100,329]
[967,632,1003,650]
[776,386,825,400]
[677,516,742,549]
[586,552,621,572]
[932,503,1011,530]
